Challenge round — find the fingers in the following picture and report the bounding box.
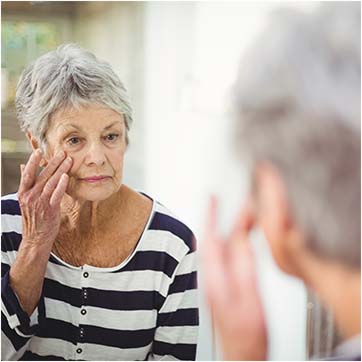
[206,194,218,233]
[49,174,69,207]
[202,196,229,306]
[228,238,259,298]
[18,149,43,194]
[203,194,266,362]
[229,198,255,241]
[202,195,259,310]
[41,156,72,201]
[202,195,221,253]
[18,149,72,212]
[226,201,258,296]
[37,150,67,187]
[203,256,228,309]
[203,194,220,246]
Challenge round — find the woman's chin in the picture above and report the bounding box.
[66,185,118,202]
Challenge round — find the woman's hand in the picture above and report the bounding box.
[9,149,72,316]
[201,196,268,361]
[18,149,72,250]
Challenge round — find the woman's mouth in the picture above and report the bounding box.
[79,175,111,183]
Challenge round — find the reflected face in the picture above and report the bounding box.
[45,104,127,202]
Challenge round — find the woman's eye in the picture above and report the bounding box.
[105,134,119,142]
[66,137,81,146]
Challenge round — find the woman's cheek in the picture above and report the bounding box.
[115,154,125,177]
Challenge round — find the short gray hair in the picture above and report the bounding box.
[15,43,133,145]
[233,3,361,267]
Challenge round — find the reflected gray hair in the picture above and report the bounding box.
[233,3,361,267]
[15,43,133,145]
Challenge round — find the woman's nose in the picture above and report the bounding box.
[84,142,107,167]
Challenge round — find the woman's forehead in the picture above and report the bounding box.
[50,105,125,132]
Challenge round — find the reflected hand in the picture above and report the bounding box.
[201,196,267,361]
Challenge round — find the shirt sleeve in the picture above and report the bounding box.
[149,244,199,360]
[1,239,44,360]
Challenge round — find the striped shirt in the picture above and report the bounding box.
[1,192,198,361]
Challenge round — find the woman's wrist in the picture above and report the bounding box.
[9,241,51,316]
[19,236,55,252]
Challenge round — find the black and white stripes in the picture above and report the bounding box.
[1,193,198,361]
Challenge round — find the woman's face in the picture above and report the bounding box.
[44,104,127,202]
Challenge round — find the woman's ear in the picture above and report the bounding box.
[25,130,39,151]
[254,162,304,276]
[25,131,48,167]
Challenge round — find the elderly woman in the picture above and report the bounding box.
[1,44,198,361]
[202,3,360,361]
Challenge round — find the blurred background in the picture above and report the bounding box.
[2,1,338,360]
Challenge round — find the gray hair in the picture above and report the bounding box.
[233,3,361,267]
[15,43,133,145]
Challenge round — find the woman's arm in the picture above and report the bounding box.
[10,149,71,315]
[1,149,71,360]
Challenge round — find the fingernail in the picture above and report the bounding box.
[65,156,72,163]
[57,150,65,158]
[36,149,42,155]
